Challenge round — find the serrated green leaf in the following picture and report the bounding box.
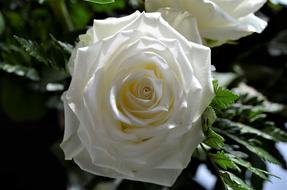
[211,80,239,111]
[216,129,281,165]
[83,0,115,4]
[14,35,67,71]
[50,34,73,54]
[210,151,241,171]
[203,129,225,149]
[0,62,39,81]
[14,35,48,64]
[223,145,249,159]
[228,154,280,181]
[202,106,217,134]
[217,119,277,141]
[220,171,253,190]
[49,34,72,70]
[263,126,287,142]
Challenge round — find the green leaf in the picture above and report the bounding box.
[50,34,73,54]
[220,171,253,190]
[83,0,115,4]
[209,151,241,171]
[0,62,39,81]
[14,35,69,71]
[0,43,31,68]
[49,34,72,70]
[216,129,281,165]
[202,106,224,150]
[13,35,48,64]
[263,126,287,142]
[203,129,225,149]
[217,119,277,141]
[202,106,217,134]
[228,155,280,181]
[211,80,239,111]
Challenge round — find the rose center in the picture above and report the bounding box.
[139,85,153,99]
[143,86,151,96]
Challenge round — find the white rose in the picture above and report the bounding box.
[61,11,214,186]
[145,0,267,46]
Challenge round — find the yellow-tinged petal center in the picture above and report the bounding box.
[115,63,174,129]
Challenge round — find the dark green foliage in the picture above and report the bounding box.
[201,79,287,190]
[14,35,72,71]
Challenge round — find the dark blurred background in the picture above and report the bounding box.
[0,0,287,190]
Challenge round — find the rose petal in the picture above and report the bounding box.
[60,93,83,160]
[157,8,202,44]
[145,0,267,44]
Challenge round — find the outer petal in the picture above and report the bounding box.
[157,8,202,44]
[238,13,267,34]
[145,0,178,11]
[73,147,182,186]
[185,42,214,117]
[66,43,104,114]
[146,0,236,28]
[91,11,141,42]
[60,93,83,160]
[201,13,267,41]
[226,0,266,18]
[68,11,141,74]
[73,119,204,186]
[212,0,267,18]
[157,118,205,169]
[77,11,141,45]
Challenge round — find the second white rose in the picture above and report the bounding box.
[145,0,267,46]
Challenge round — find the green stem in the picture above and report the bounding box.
[200,143,228,190]
[48,0,74,32]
